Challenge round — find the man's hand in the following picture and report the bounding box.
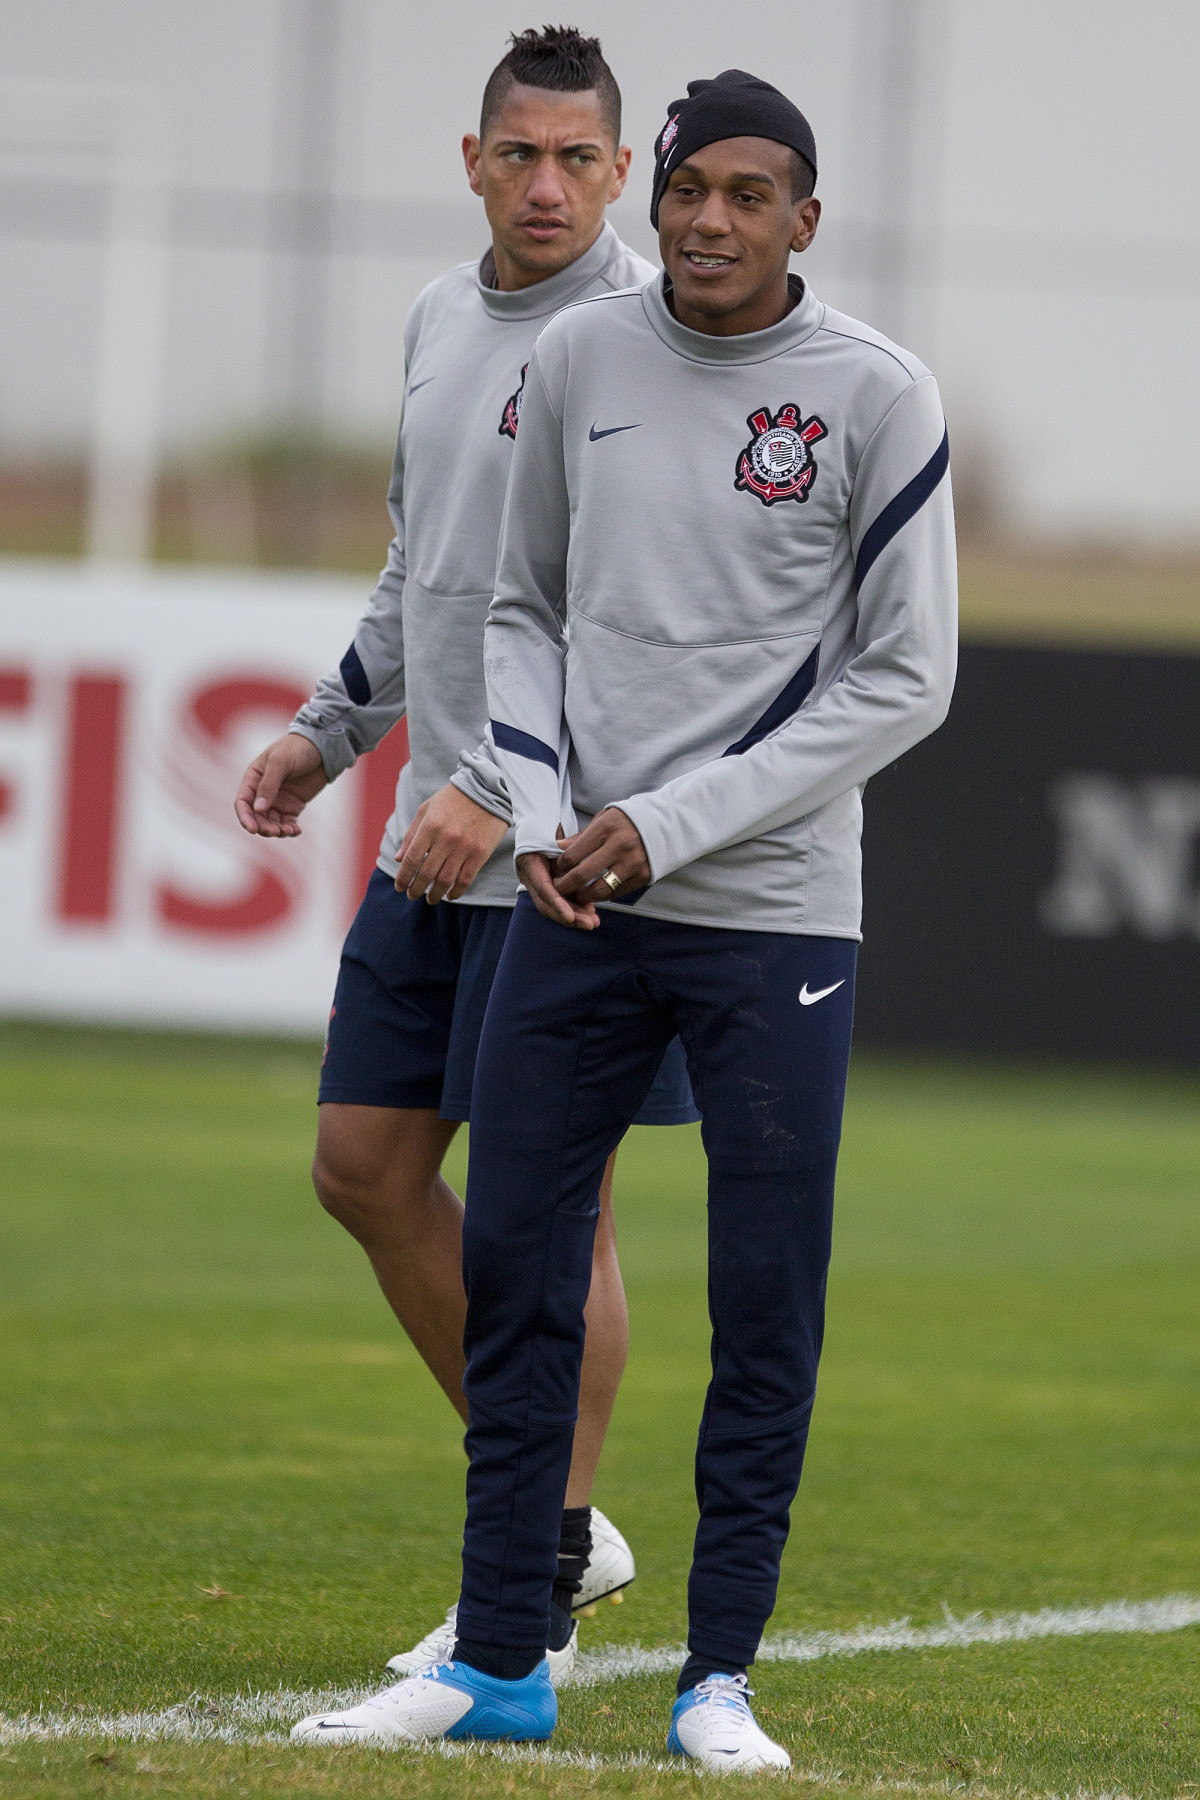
[553,808,651,902]
[235,732,328,837]
[395,782,509,904]
[516,851,600,930]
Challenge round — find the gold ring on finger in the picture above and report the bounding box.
[599,868,621,894]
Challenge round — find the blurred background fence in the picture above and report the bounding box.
[1,0,1197,1050]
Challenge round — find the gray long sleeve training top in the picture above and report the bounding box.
[289,221,654,905]
[484,272,958,938]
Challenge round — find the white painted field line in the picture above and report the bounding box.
[571,1592,1200,1685]
[2,1593,1198,1748]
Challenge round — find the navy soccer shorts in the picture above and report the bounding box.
[458,897,857,1670]
[318,868,700,1124]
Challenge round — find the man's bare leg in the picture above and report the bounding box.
[313,1105,467,1406]
[312,1104,628,1501]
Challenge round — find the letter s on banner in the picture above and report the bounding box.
[156,675,310,937]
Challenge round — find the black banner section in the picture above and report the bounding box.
[856,642,1200,1062]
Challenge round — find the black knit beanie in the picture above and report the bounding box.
[650,69,817,228]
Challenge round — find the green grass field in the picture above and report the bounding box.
[1,1022,1198,1799]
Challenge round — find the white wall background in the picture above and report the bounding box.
[2,0,1197,546]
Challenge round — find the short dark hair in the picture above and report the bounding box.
[480,25,622,146]
[790,149,816,202]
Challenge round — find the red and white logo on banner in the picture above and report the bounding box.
[0,568,409,1031]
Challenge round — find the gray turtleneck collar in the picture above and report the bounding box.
[641,270,824,365]
[476,220,630,322]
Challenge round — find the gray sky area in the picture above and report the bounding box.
[2,0,1198,544]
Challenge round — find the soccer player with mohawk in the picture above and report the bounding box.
[239,26,698,1694]
[294,68,957,1768]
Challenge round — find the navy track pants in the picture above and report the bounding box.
[457,895,857,1671]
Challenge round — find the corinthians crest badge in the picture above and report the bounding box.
[498,364,529,440]
[735,403,828,506]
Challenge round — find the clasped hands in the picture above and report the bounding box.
[236,737,649,927]
[517,808,651,931]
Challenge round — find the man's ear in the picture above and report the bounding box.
[607,143,633,205]
[463,133,484,197]
[790,195,821,255]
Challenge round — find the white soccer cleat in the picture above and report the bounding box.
[383,1505,627,1678]
[291,1658,557,1746]
[385,1603,458,1677]
[667,1673,792,1774]
[385,1604,577,1688]
[292,1666,474,1746]
[576,1507,635,1609]
[548,1624,578,1685]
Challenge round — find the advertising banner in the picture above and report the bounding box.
[0,561,405,1033]
[3,573,1196,1061]
[856,642,1200,1061]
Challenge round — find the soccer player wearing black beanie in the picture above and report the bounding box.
[299,64,956,1770]
[649,67,818,229]
[467,64,953,1767]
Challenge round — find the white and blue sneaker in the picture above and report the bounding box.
[667,1673,791,1774]
[385,1604,460,1678]
[577,1507,636,1608]
[385,1605,577,1686]
[386,1504,632,1677]
[290,1659,557,1747]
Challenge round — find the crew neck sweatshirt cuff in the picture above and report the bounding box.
[289,720,357,781]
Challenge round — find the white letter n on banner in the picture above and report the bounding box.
[1039,774,1200,940]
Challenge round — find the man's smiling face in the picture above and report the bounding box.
[657,136,819,336]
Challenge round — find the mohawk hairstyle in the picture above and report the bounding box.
[480,24,622,145]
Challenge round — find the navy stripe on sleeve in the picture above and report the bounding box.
[339,643,371,706]
[491,719,559,771]
[723,645,819,757]
[855,425,950,589]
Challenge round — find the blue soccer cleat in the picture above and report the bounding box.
[291,1658,557,1746]
[386,1603,577,1686]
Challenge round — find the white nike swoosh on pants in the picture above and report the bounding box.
[798,980,846,1006]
